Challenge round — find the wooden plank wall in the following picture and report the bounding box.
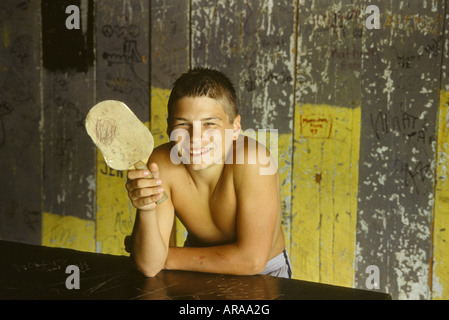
[0,0,448,300]
[0,0,42,245]
[41,0,96,250]
[355,2,443,300]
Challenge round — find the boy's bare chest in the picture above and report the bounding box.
[170,172,238,244]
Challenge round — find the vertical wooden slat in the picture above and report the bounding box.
[356,2,443,299]
[41,0,95,218]
[292,0,363,286]
[0,0,42,244]
[433,91,449,299]
[41,0,96,251]
[150,0,190,146]
[432,0,449,300]
[95,0,150,254]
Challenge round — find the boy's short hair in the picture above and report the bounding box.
[167,67,238,124]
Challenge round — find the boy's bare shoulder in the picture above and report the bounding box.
[233,135,277,178]
[149,143,185,188]
[149,143,181,174]
[235,135,269,155]
[149,143,177,169]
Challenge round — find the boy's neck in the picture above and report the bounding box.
[185,162,227,191]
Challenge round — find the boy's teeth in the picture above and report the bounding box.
[190,147,210,155]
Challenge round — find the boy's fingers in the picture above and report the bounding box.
[127,163,160,180]
[129,185,164,200]
[148,163,160,179]
[127,169,150,180]
[126,179,161,194]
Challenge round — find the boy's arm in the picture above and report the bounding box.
[164,155,279,275]
[126,162,175,277]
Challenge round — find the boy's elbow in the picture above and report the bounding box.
[233,245,268,275]
[142,269,161,278]
[133,256,164,277]
[137,264,162,278]
[251,259,267,275]
[241,256,267,275]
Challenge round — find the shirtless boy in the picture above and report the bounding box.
[125,67,291,278]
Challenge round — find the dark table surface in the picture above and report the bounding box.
[0,240,390,300]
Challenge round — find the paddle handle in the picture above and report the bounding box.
[134,161,168,205]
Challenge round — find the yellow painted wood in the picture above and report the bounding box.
[42,212,95,252]
[175,217,188,247]
[291,104,360,287]
[150,87,171,147]
[432,91,449,299]
[333,105,361,286]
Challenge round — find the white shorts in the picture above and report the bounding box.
[260,249,292,279]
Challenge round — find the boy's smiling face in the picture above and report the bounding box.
[168,96,241,171]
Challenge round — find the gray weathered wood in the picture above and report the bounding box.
[41,0,96,219]
[96,0,150,121]
[356,1,442,299]
[0,0,42,243]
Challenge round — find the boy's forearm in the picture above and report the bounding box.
[132,210,168,277]
[164,244,266,276]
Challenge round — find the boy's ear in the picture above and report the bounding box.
[232,114,241,140]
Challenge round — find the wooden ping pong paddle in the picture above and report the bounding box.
[85,100,168,205]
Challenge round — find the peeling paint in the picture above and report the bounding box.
[355,0,441,300]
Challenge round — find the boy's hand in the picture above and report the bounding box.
[125,163,165,212]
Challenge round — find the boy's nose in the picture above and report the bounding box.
[191,121,202,142]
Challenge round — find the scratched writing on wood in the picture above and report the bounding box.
[48,225,78,249]
[393,159,431,195]
[369,110,434,146]
[14,259,89,273]
[300,114,333,139]
[303,8,443,40]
